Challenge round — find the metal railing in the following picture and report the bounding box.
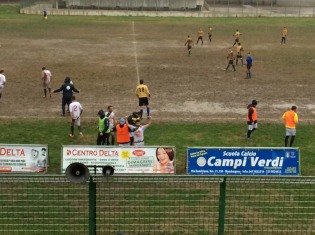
[16,0,315,17]
[0,175,314,234]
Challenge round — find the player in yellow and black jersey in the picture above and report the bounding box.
[135,79,151,119]
[185,35,194,56]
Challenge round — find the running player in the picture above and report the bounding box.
[185,35,194,56]
[196,28,204,45]
[69,96,83,138]
[225,48,236,71]
[135,79,151,119]
[233,29,242,47]
[208,27,213,42]
[0,70,6,99]
[281,27,288,44]
[41,67,52,98]
[236,43,244,66]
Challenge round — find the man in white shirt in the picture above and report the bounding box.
[126,116,152,146]
[41,67,52,98]
[105,105,116,145]
[69,95,83,138]
[0,70,6,99]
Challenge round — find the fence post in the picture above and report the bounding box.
[89,177,96,235]
[218,177,227,235]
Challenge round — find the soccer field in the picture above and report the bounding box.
[0,6,315,122]
[0,6,315,175]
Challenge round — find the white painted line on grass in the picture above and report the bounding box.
[132,21,140,84]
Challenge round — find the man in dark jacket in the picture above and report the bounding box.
[127,112,141,145]
[52,77,80,116]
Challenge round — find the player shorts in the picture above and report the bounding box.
[235,38,239,43]
[139,97,149,106]
[247,64,252,70]
[72,117,81,126]
[248,122,258,131]
[0,85,4,94]
[134,141,144,147]
[43,81,51,89]
[229,59,234,64]
[237,55,242,58]
[286,128,296,136]
[187,45,192,50]
[198,36,203,40]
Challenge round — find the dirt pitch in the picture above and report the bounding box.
[0,17,314,124]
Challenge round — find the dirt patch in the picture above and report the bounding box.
[0,19,314,123]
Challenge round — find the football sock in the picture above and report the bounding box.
[285,136,289,147]
[289,136,295,147]
[139,109,143,118]
[146,107,150,117]
[44,89,47,97]
[247,130,251,138]
[71,126,74,135]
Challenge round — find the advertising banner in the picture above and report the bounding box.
[187,147,299,176]
[62,146,175,174]
[0,144,48,173]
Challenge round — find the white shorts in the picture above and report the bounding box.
[0,85,4,94]
[43,80,51,89]
[286,128,296,136]
[248,123,258,131]
[134,141,144,147]
[72,117,81,126]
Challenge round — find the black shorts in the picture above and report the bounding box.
[229,59,234,64]
[139,97,149,106]
[187,45,192,50]
[237,55,242,58]
[247,64,252,69]
[235,38,239,43]
[198,36,203,40]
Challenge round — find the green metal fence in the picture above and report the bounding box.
[0,175,314,234]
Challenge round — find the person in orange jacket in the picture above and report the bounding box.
[246,100,258,140]
[112,118,132,147]
[282,106,298,147]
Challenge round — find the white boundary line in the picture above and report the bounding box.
[132,21,140,84]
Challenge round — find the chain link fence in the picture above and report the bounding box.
[15,0,315,17]
[0,175,314,234]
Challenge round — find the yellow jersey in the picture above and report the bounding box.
[234,31,242,39]
[227,50,234,60]
[135,84,150,98]
[197,30,204,37]
[236,45,243,54]
[282,28,288,37]
[185,37,193,46]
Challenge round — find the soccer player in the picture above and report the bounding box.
[43,9,47,20]
[196,28,204,45]
[185,35,194,56]
[225,48,236,71]
[126,116,152,147]
[282,106,298,147]
[69,96,83,138]
[246,100,258,140]
[208,27,213,42]
[41,67,52,98]
[135,79,150,119]
[236,43,244,66]
[246,52,253,79]
[0,70,6,99]
[52,77,80,116]
[281,27,288,44]
[233,29,242,47]
[105,105,116,145]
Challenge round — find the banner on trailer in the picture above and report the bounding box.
[187,147,299,176]
[62,146,175,174]
[0,144,48,173]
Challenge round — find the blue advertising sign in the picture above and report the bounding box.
[187,147,299,176]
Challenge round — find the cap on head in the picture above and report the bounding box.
[252,100,258,106]
[119,118,126,123]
